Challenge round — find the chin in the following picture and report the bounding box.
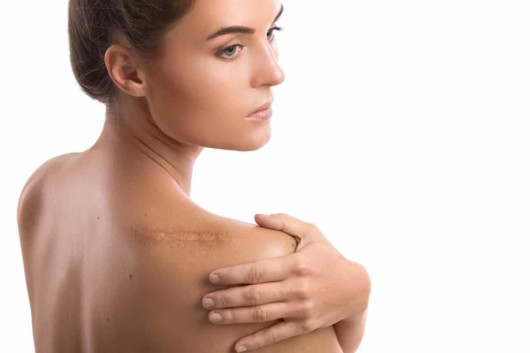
[238,139,270,151]
[219,130,272,152]
[241,129,272,151]
[202,122,272,151]
[229,138,271,152]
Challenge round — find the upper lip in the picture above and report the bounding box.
[250,101,273,114]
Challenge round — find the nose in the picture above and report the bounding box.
[251,43,285,88]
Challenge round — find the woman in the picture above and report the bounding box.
[17,0,370,352]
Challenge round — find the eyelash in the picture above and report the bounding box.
[216,26,284,61]
[267,26,283,41]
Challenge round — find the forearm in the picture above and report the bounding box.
[334,310,367,353]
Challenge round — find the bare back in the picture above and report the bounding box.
[18,147,343,353]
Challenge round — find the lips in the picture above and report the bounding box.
[247,102,273,121]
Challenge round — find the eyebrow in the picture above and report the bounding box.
[206,4,284,41]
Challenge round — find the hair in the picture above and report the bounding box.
[68,0,195,105]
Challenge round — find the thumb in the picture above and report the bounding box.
[254,213,308,242]
[254,213,282,230]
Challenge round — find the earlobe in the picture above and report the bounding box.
[104,44,147,98]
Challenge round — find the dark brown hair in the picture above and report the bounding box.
[68,0,195,104]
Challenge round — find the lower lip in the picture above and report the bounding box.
[247,107,272,121]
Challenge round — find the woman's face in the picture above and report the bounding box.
[143,0,285,151]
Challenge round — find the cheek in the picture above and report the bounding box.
[146,59,254,147]
[189,63,250,112]
[165,59,247,114]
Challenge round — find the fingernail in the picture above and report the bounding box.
[236,346,248,352]
[203,297,215,309]
[210,312,222,323]
[210,273,221,284]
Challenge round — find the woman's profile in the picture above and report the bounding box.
[17,0,370,352]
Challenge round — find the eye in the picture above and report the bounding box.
[267,26,283,42]
[217,44,244,59]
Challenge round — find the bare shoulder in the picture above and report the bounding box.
[17,153,80,234]
[101,180,340,352]
[122,186,299,271]
[113,164,299,264]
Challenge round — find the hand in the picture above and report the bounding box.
[202,213,371,352]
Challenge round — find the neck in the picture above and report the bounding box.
[96,101,203,197]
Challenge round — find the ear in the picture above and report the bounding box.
[104,44,148,98]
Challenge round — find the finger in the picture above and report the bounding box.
[202,282,285,309]
[233,321,304,352]
[208,302,294,325]
[209,255,295,285]
[254,213,311,242]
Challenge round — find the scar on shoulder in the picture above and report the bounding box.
[129,226,232,246]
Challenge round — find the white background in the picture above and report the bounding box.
[1,0,529,351]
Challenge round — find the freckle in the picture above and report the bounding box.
[129,274,134,279]
[97,216,100,221]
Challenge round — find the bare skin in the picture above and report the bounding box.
[204,214,369,352]
[18,126,343,352]
[18,0,369,351]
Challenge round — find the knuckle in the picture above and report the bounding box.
[293,257,313,276]
[246,266,265,284]
[220,309,234,323]
[299,300,314,318]
[293,282,311,300]
[245,288,261,305]
[292,256,303,273]
[300,318,317,332]
[266,331,282,344]
[217,294,230,308]
[253,307,269,322]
